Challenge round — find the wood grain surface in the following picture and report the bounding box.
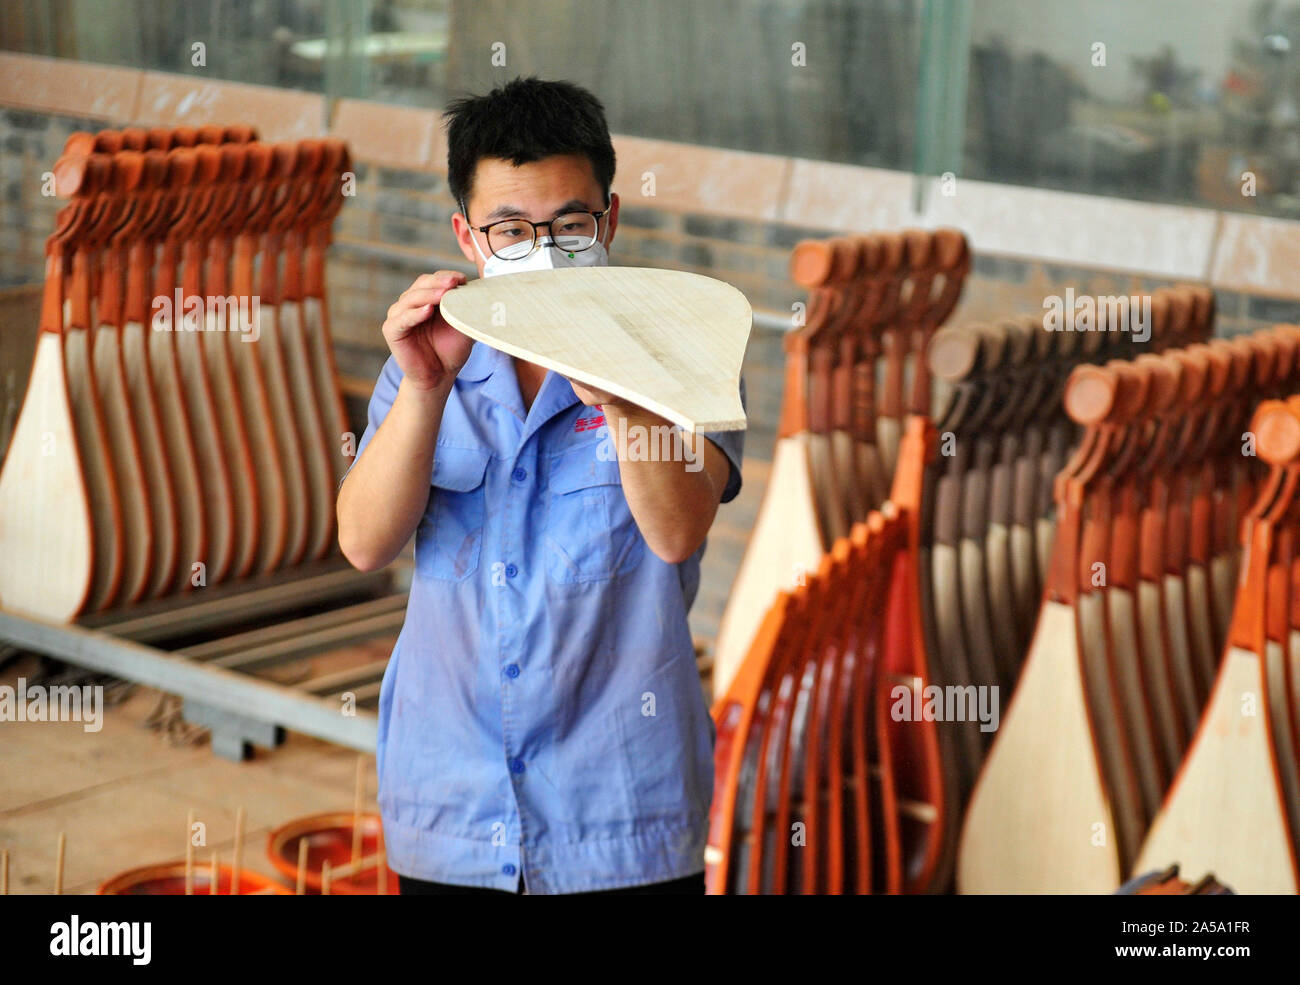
[0,334,94,620]
[1136,646,1299,894]
[958,600,1121,893]
[439,266,751,432]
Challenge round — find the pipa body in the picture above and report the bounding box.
[438,266,751,433]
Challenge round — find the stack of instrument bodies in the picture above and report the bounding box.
[928,288,1211,824]
[0,125,353,622]
[708,225,1242,893]
[712,230,971,697]
[960,322,1300,894]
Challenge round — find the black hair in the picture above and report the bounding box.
[444,76,616,214]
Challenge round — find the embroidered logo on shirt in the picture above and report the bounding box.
[574,413,606,433]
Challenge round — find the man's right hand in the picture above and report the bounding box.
[342,271,471,571]
[382,271,474,391]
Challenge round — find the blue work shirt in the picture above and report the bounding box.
[349,341,745,893]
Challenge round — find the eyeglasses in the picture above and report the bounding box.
[464,207,609,261]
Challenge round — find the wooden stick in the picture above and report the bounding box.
[232,806,245,896]
[55,832,65,895]
[209,851,219,896]
[185,808,195,896]
[377,827,388,896]
[1,848,8,895]
[321,860,332,896]
[327,849,383,881]
[295,838,308,896]
[352,756,364,867]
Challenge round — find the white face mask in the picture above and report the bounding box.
[465,203,611,278]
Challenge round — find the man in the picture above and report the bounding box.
[337,77,746,894]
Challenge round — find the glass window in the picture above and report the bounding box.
[5,0,1296,216]
[0,0,921,171]
[961,0,1300,217]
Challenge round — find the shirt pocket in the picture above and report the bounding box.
[417,445,491,582]
[544,442,644,584]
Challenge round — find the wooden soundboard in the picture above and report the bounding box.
[437,266,751,432]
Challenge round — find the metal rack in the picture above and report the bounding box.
[0,557,411,761]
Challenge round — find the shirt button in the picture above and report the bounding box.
[505,563,518,578]
[505,663,521,679]
[512,466,527,482]
[502,863,517,877]
[509,758,525,774]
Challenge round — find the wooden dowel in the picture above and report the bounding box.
[295,838,308,896]
[1,848,8,895]
[321,860,332,896]
[327,849,383,881]
[185,808,195,896]
[377,831,388,896]
[55,832,65,895]
[352,757,364,867]
[232,806,245,896]
[210,851,219,896]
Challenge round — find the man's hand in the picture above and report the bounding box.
[568,375,731,564]
[340,272,469,572]
[566,377,627,412]
[382,271,474,391]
